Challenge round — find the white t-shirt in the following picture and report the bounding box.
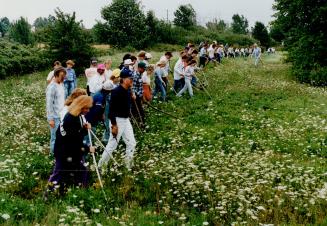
[104,69,112,81]
[173,58,184,80]
[208,47,215,59]
[60,106,68,121]
[46,70,55,82]
[85,67,98,85]
[142,73,151,85]
[88,74,105,94]
[159,56,169,77]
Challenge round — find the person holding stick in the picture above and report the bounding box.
[45,95,95,198]
[98,68,136,170]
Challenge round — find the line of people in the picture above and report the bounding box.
[44,41,264,196]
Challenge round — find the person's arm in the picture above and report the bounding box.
[73,69,77,87]
[46,85,57,127]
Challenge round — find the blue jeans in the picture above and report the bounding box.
[153,77,166,101]
[64,80,76,99]
[49,118,60,155]
[191,76,197,86]
[102,94,111,143]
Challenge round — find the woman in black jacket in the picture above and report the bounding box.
[47,95,95,195]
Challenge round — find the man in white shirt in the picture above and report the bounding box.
[85,58,98,95]
[173,54,188,93]
[159,52,173,90]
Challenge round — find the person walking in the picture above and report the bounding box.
[131,62,146,126]
[46,95,95,196]
[252,43,262,67]
[152,60,167,101]
[46,67,67,155]
[98,69,136,170]
[177,59,197,98]
[64,60,77,99]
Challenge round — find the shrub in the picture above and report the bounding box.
[0,40,49,79]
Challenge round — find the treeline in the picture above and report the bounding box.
[0,0,273,79]
[272,0,327,86]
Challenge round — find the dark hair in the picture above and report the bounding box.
[122,53,132,61]
[182,55,189,60]
[189,44,195,48]
[130,55,137,61]
[192,49,198,54]
[165,51,173,57]
[188,59,197,66]
[54,67,66,77]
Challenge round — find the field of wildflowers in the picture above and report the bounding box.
[0,52,326,225]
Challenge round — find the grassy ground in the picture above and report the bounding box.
[0,52,326,225]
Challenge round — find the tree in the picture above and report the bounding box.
[173,4,196,29]
[273,0,327,86]
[0,17,10,37]
[33,16,55,30]
[269,22,285,43]
[46,9,94,74]
[145,10,159,45]
[206,19,227,32]
[252,21,270,48]
[100,0,147,48]
[231,14,248,34]
[9,17,34,45]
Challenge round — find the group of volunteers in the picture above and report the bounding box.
[44,41,263,196]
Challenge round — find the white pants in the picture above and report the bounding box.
[177,77,193,97]
[98,117,136,168]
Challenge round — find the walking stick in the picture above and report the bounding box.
[167,79,178,95]
[132,98,144,125]
[146,102,181,120]
[130,111,143,133]
[87,129,109,207]
[89,129,118,165]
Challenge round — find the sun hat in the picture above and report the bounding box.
[124,59,133,65]
[112,69,121,78]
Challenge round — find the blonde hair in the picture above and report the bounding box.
[68,95,93,117]
[65,88,87,106]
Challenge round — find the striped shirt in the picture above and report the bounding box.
[46,82,65,120]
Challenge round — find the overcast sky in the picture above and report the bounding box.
[0,0,275,28]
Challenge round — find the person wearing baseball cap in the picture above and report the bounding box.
[98,66,136,170]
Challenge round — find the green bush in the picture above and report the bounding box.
[0,40,49,79]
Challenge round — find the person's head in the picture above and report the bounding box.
[189,44,195,49]
[97,64,106,75]
[54,66,66,83]
[146,65,154,76]
[53,61,61,69]
[104,59,112,70]
[254,43,258,48]
[157,60,167,68]
[122,53,132,61]
[191,49,198,57]
[188,59,197,67]
[145,52,152,61]
[181,55,189,63]
[137,62,147,74]
[137,51,146,60]
[66,60,75,69]
[120,68,134,88]
[90,57,98,67]
[110,69,121,83]
[65,88,87,106]
[130,55,137,64]
[165,51,173,60]
[68,95,93,116]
